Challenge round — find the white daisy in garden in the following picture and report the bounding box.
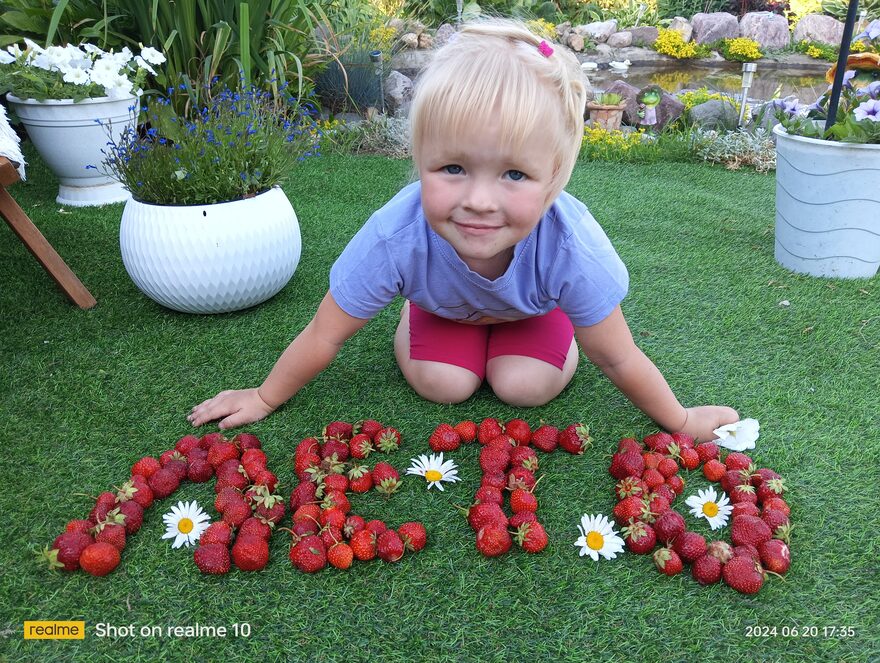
[161,500,210,548]
[685,487,733,530]
[574,514,625,561]
[713,418,759,451]
[406,452,460,491]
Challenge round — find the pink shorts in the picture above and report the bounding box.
[408,302,575,380]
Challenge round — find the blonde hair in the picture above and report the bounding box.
[409,19,587,205]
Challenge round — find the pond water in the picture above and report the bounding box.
[587,62,829,103]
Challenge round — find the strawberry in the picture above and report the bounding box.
[327,542,354,569]
[160,449,186,466]
[643,431,674,454]
[131,456,161,479]
[509,488,538,513]
[377,530,405,562]
[374,427,402,453]
[756,478,787,503]
[321,490,350,514]
[89,492,118,523]
[289,481,317,511]
[117,501,143,534]
[290,535,327,573]
[505,419,532,445]
[665,474,685,496]
[750,467,781,487]
[641,468,665,490]
[207,441,239,468]
[721,468,751,494]
[730,484,758,505]
[508,511,538,528]
[653,510,686,543]
[194,544,231,574]
[509,447,539,471]
[322,473,347,493]
[187,459,214,483]
[732,502,760,519]
[321,526,344,549]
[372,462,401,495]
[530,424,559,452]
[292,520,318,538]
[294,437,321,460]
[762,497,790,516]
[609,451,645,480]
[514,521,548,553]
[349,433,374,460]
[477,418,504,445]
[467,503,507,532]
[65,520,94,535]
[670,431,695,448]
[255,497,286,525]
[761,509,790,532]
[613,496,646,524]
[251,469,278,492]
[614,476,649,500]
[654,483,677,504]
[479,445,510,474]
[642,452,663,469]
[622,520,657,554]
[672,531,706,563]
[321,439,350,462]
[617,437,642,454]
[733,543,761,561]
[558,423,592,454]
[706,540,734,563]
[148,468,180,499]
[724,452,753,471]
[365,520,388,535]
[221,497,251,528]
[350,530,377,560]
[506,467,537,491]
[163,459,189,482]
[429,423,461,452]
[722,556,765,594]
[758,539,790,575]
[653,546,683,575]
[355,419,384,440]
[453,420,477,443]
[232,534,270,571]
[44,532,92,571]
[232,432,261,450]
[703,459,726,482]
[657,457,679,478]
[215,487,244,513]
[343,515,365,539]
[398,522,428,552]
[199,432,227,449]
[78,542,120,576]
[731,515,772,548]
[347,465,373,493]
[323,421,353,442]
[695,442,720,462]
[475,486,504,505]
[201,522,233,546]
[692,554,722,585]
[320,508,346,530]
[93,516,127,552]
[644,494,670,522]
[117,479,153,509]
[481,471,507,490]
[476,525,512,557]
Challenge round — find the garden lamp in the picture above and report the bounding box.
[634,3,647,28]
[370,50,385,115]
[737,62,757,126]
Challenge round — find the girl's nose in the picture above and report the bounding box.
[462,181,499,213]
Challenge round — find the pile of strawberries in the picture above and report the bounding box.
[609,431,792,594]
[38,431,280,576]
[429,418,592,557]
[288,420,428,572]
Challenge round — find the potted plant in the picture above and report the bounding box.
[586,92,628,132]
[772,46,880,279]
[0,40,165,206]
[100,82,321,314]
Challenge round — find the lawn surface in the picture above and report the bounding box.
[1,150,878,662]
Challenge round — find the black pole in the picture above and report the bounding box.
[825,0,860,131]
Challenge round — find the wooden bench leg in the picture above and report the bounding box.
[0,187,97,309]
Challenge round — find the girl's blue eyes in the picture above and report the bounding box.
[506,170,525,181]
[442,165,527,181]
[443,165,463,175]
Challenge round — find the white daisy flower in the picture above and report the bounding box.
[406,452,460,491]
[685,487,733,530]
[713,418,760,451]
[574,514,625,561]
[161,500,211,549]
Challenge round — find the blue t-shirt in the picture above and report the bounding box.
[329,181,628,327]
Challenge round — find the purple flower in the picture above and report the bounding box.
[772,96,802,116]
[866,81,880,99]
[854,98,880,122]
[854,19,880,41]
[842,70,857,89]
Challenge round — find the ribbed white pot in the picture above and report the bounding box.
[7,94,136,207]
[120,187,301,314]
[773,124,880,279]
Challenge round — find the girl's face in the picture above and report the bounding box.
[417,122,557,280]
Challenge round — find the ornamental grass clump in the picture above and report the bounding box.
[98,82,322,206]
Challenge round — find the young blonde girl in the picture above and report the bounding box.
[189,19,738,441]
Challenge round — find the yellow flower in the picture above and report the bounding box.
[725,37,763,61]
[526,18,556,40]
[806,45,823,58]
[654,28,698,59]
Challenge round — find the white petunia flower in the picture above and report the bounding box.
[134,55,156,75]
[62,67,90,85]
[139,46,166,65]
[713,418,760,451]
[406,452,460,491]
[685,487,733,530]
[0,51,14,64]
[574,514,625,561]
[161,500,211,549]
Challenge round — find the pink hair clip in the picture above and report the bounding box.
[538,40,554,57]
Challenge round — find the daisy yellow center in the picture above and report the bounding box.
[702,502,719,517]
[425,470,443,482]
[177,517,194,534]
[586,531,605,550]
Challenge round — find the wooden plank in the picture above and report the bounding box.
[0,185,97,309]
[0,157,21,187]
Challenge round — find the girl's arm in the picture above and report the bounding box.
[188,291,369,429]
[574,305,738,442]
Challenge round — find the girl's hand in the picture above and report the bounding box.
[187,388,276,430]
[681,405,739,443]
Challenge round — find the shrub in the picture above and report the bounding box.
[794,39,838,61]
[690,128,776,172]
[656,0,726,20]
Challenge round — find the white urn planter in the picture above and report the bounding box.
[119,187,301,314]
[6,94,137,207]
[773,124,880,279]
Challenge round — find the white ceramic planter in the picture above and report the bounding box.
[120,187,301,314]
[773,124,880,279]
[7,94,137,207]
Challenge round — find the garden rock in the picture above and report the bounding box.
[388,18,406,35]
[556,21,574,45]
[401,32,419,49]
[629,26,659,46]
[792,14,844,46]
[739,12,791,49]
[384,71,413,116]
[668,17,693,43]
[578,20,618,43]
[692,12,739,44]
[434,23,457,49]
[607,31,633,48]
[689,99,739,130]
[568,33,586,51]
[604,80,683,130]
[418,32,433,49]
[748,101,782,134]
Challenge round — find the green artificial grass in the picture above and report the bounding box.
[1,148,878,662]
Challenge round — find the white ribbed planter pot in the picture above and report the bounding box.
[120,187,301,314]
[7,94,137,207]
[773,124,880,279]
